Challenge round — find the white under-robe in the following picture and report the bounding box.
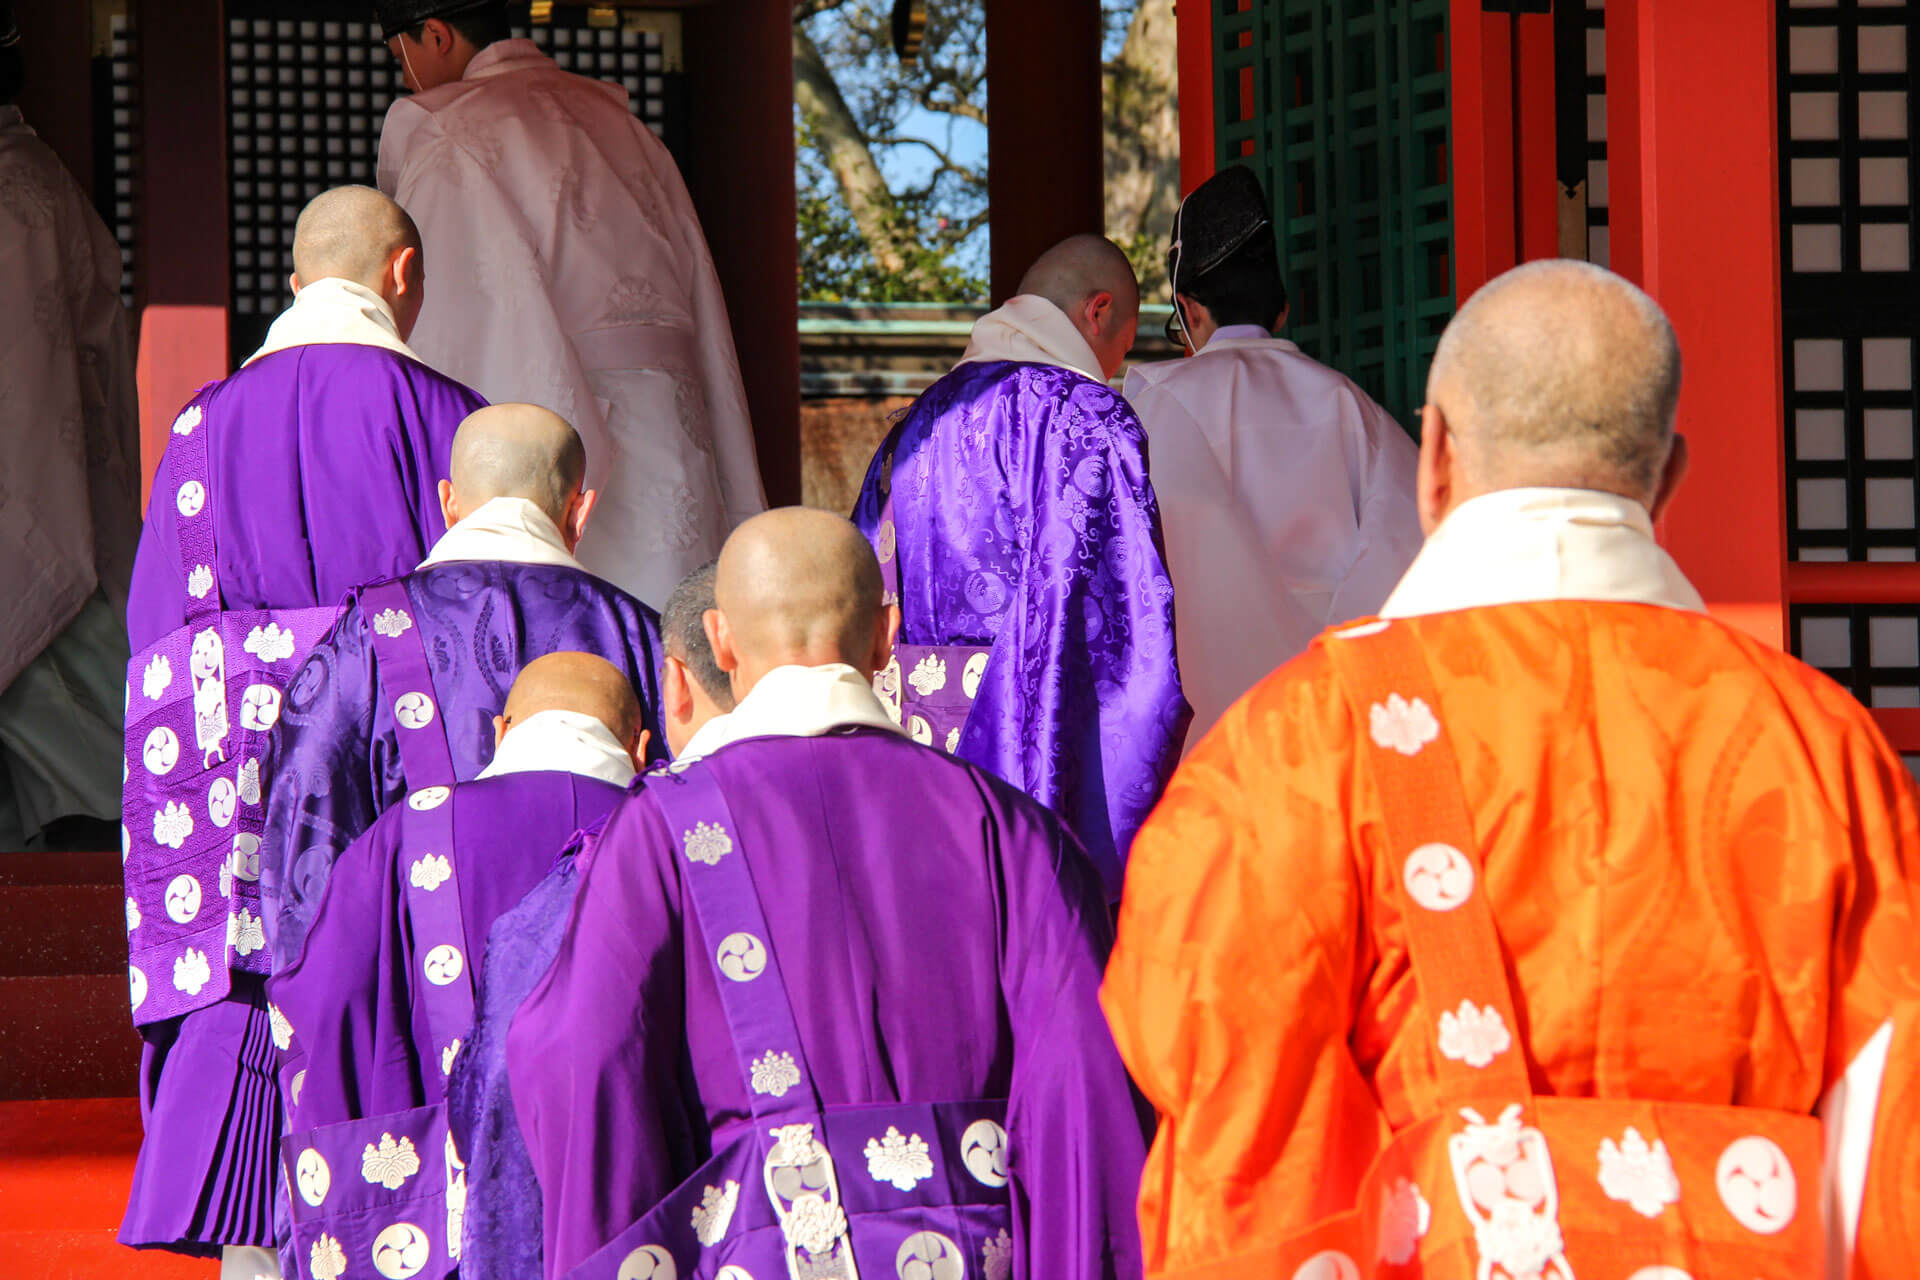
[1124,326,1420,746]
[378,38,766,608]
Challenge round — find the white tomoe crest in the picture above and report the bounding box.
[615,1244,678,1280]
[909,715,933,745]
[172,404,202,435]
[895,1231,964,1280]
[154,801,195,850]
[1403,842,1476,913]
[1290,1252,1361,1280]
[372,608,414,639]
[309,1233,349,1280]
[690,1179,740,1246]
[295,1146,331,1206]
[1715,1135,1797,1235]
[243,623,296,663]
[230,832,262,881]
[143,654,173,700]
[877,519,897,562]
[165,873,203,924]
[291,1069,306,1104]
[173,947,212,995]
[1447,1105,1569,1280]
[394,691,436,731]
[227,909,265,958]
[908,654,947,696]
[268,1002,294,1050]
[237,758,262,805]
[143,726,180,775]
[715,932,768,983]
[1369,692,1440,756]
[1438,1000,1512,1068]
[864,1126,934,1192]
[410,855,453,892]
[408,786,450,811]
[1625,1270,1695,1280]
[129,964,147,1010]
[362,1132,422,1190]
[1598,1127,1681,1219]
[682,820,733,866]
[187,564,214,599]
[872,656,904,724]
[239,684,283,732]
[982,1229,1014,1280]
[1377,1177,1431,1266]
[370,1221,433,1279]
[716,1270,754,1280]
[960,1118,1010,1187]
[176,480,207,518]
[422,944,465,987]
[441,1039,462,1076]
[207,776,238,828]
[126,896,141,932]
[962,651,988,698]
[749,1050,801,1098]
[446,1131,468,1261]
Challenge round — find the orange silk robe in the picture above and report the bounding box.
[1102,600,1920,1278]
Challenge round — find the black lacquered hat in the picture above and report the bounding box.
[372,0,506,41]
[1168,165,1273,294]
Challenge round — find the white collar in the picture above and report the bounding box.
[957,295,1107,383]
[667,664,903,764]
[419,497,588,572]
[476,709,636,787]
[1379,487,1705,618]
[1202,324,1283,348]
[244,277,419,367]
[462,38,552,80]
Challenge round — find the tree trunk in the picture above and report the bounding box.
[1103,0,1181,295]
[793,22,915,277]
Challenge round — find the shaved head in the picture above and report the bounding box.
[713,508,885,676]
[1428,259,1682,499]
[501,652,641,744]
[1019,233,1140,323]
[291,185,421,292]
[448,403,587,526]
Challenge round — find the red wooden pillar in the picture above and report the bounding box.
[1175,0,1216,195]
[682,0,801,506]
[1512,12,1559,263]
[132,0,229,505]
[1614,0,1786,646]
[1449,3,1558,302]
[984,0,1104,304]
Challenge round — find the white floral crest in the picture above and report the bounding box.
[237,758,262,805]
[690,1179,740,1246]
[1377,1177,1431,1265]
[908,653,948,696]
[372,607,413,639]
[219,859,234,898]
[442,1038,462,1076]
[227,909,265,958]
[309,1233,348,1280]
[410,854,453,892]
[1369,693,1440,756]
[187,564,214,599]
[768,1122,823,1166]
[172,404,202,435]
[173,947,212,995]
[982,1229,1014,1280]
[944,726,961,754]
[142,654,173,700]
[1438,1000,1512,1069]
[683,820,733,867]
[781,1194,848,1256]
[361,1132,423,1190]
[268,1001,293,1050]
[243,622,296,664]
[1450,1105,1568,1279]
[1599,1127,1681,1218]
[751,1050,802,1098]
[864,1126,934,1192]
[153,801,194,850]
[125,897,141,932]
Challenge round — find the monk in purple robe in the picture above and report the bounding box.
[120,186,483,1269]
[267,654,644,1280]
[261,404,667,966]
[497,509,1148,1280]
[850,234,1189,895]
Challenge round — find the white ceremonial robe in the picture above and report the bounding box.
[1123,325,1419,746]
[377,38,766,608]
[0,105,141,842]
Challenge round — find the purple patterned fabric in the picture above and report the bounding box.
[119,343,480,1253]
[268,771,623,1280]
[260,560,667,962]
[850,360,1190,892]
[503,730,1149,1279]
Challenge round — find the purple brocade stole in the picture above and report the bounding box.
[566,765,1014,1280]
[870,456,991,757]
[278,579,470,1280]
[123,389,340,1026]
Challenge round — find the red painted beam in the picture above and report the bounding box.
[1868,710,1920,753]
[1448,0,1516,303]
[1175,0,1217,195]
[1514,11,1560,263]
[1786,563,1920,606]
[1604,0,1644,282]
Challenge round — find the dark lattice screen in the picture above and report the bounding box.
[224,3,677,353]
[1583,0,1608,266]
[1212,0,1453,429]
[99,8,141,308]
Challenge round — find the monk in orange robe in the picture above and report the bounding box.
[1101,260,1920,1280]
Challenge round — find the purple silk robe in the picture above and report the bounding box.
[260,561,667,962]
[120,343,481,1254]
[503,730,1149,1279]
[850,361,1190,890]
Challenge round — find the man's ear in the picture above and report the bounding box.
[424,16,455,53]
[389,245,418,296]
[869,603,900,676]
[705,608,738,674]
[563,488,598,551]
[1273,304,1290,333]
[1649,432,1690,524]
[663,655,694,723]
[491,712,507,749]
[1084,289,1113,338]
[438,478,459,530]
[1417,404,1455,538]
[628,728,650,773]
[288,272,304,296]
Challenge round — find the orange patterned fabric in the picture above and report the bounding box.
[1102,601,1920,1278]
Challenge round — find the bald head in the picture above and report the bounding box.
[501,652,641,745]
[446,403,588,528]
[291,186,420,292]
[1428,260,1682,501]
[711,508,889,691]
[1018,234,1141,379]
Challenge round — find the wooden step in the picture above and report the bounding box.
[0,975,141,1101]
[0,884,125,978]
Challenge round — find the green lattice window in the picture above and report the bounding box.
[1213,0,1453,429]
